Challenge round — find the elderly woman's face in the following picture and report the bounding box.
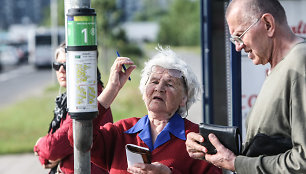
[55,51,66,88]
[144,66,187,117]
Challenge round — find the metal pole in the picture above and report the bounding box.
[201,0,214,124]
[64,0,95,174]
[51,0,58,52]
[224,0,242,130]
[73,119,93,174]
[51,0,58,83]
[71,0,90,8]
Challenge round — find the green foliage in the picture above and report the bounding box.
[57,1,66,26]
[0,88,55,154]
[133,0,169,21]
[41,0,143,58]
[92,0,121,47]
[92,0,143,61]
[41,0,65,26]
[158,0,201,46]
[110,68,147,121]
[113,29,144,66]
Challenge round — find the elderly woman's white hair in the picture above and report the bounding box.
[139,46,202,117]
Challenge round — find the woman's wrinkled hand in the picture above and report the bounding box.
[185,132,207,159]
[97,57,136,108]
[43,158,61,169]
[127,162,171,174]
[107,57,136,91]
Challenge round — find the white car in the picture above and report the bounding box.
[0,45,19,65]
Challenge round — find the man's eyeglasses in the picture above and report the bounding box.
[230,18,260,46]
[52,62,66,71]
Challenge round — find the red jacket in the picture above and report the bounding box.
[69,110,222,174]
[34,83,113,174]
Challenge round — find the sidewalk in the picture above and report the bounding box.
[0,153,49,174]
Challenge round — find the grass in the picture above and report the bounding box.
[0,68,146,155]
[0,85,56,154]
[110,68,148,120]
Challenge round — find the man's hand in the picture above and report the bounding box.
[127,162,171,174]
[205,134,236,171]
[186,132,236,171]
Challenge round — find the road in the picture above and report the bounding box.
[0,50,203,174]
[0,153,49,174]
[0,64,54,109]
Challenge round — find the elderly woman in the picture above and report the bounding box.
[34,42,113,174]
[69,47,221,173]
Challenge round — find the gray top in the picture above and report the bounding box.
[235,42,306,174]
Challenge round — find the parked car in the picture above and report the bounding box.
[0,45,19,65]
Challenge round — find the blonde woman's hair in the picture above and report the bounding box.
[54,42,66,60]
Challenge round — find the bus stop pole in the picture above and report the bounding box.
[64,0,95,174]
[73,119,93,174]
[72,2,92,174]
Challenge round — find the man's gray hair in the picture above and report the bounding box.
[139,46,202,117]
[226,0,287,25]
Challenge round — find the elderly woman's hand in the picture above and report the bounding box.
[108,57,136,90]
[43,158,61,169]
[97,57,136,108]
[186,132,236,171]
[185,132,206,159]
[127,162,172,174]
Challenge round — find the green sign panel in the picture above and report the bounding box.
[67,16,97,46]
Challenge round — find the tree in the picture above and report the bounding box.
[91,0,121,48]
[133,0,169,22]
[42,0,65,27]
[42,0,143,71]
[158,0,200,46]
[92,0,143,71]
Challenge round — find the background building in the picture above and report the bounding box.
[116,0,172,22]
[0,0,49,30]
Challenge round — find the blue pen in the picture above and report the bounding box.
[116,51,131,81]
